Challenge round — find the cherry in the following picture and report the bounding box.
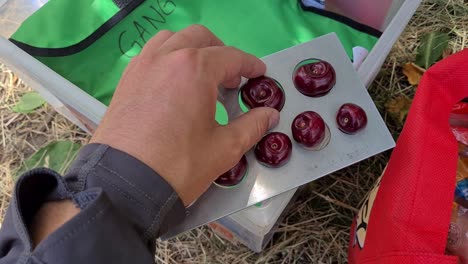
[240,76,285,111]
[293,59,336,97]
[254,132,292,168]
[292,111,330,150]
[336,103,367,134]
[214,155,248,187]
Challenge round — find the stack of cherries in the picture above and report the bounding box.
[214,59,367,188]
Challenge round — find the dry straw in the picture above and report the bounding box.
[1,0,467,262]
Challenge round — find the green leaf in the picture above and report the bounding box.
[12,92,46,113]
[415,32,450,69]
[15,141,81,181]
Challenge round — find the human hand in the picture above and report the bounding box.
[91,25,280,206]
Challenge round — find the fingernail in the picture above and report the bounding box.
[268,111,280,130]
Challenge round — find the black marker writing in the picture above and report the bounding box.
[118,0,177,58]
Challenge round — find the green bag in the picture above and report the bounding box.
[10,0,380,124]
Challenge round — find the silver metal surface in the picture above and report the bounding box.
[0,0,47,37]
[0,0,7,9]
[176,34,393,238]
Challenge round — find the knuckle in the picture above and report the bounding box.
[254,121,267,142]
[222,46,241,59]
[188,24,210,34]
[227,128,248,156]
[157,29,173,35]
[245,56,261,76]
[245,63,258,76]
[232,138,246,157]
[257,109,271,132]
[237,129,256,154]
[169,48,200,68]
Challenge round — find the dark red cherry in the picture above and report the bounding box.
[254,132,292,168]
[292,111,330,150]
[293,60,336,97]
[336,103,367,134]
[214,155,248,187]
[240,76,285,111]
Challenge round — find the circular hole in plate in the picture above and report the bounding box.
[336,103,368,135]
[214,156,248,189]
[215,101,229,125]
[293,124,331,151]
[292,111,331,151]
[238,92,249,113]
[300,124,331,151]
[293,58,322,72]
[312,124,331,150]
[213,166,248,189]
[292,58,336,98]
[238,76,285,112]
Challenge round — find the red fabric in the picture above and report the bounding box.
[452,102,468,114]
[349,49,468,263]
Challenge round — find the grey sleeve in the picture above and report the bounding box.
[0,143,186,264]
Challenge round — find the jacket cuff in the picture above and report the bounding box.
[64,143,186,239]
[6,171,158,263]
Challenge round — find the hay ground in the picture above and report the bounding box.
[1,0,467,263]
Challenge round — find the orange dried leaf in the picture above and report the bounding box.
[385,96,412,123]
[402,62,426,85]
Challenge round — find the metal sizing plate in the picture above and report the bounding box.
[0,0,48,37]
[162,33,395,239]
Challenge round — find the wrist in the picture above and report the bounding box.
[30,200,80,247]
[91,132,196,206]
[64,143,187,238]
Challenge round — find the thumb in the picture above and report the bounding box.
[216,107,280,156]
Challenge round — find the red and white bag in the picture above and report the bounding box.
[348,49,468,264]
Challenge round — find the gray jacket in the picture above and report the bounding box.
[0,144,186,263]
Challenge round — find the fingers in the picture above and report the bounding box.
[141,26,264,90]
[158,25,224,54]
[216,107,280,157]
[139,30,174,57]
[148,30,175,48]
[222,76,242,89]
[199,46,266,88]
